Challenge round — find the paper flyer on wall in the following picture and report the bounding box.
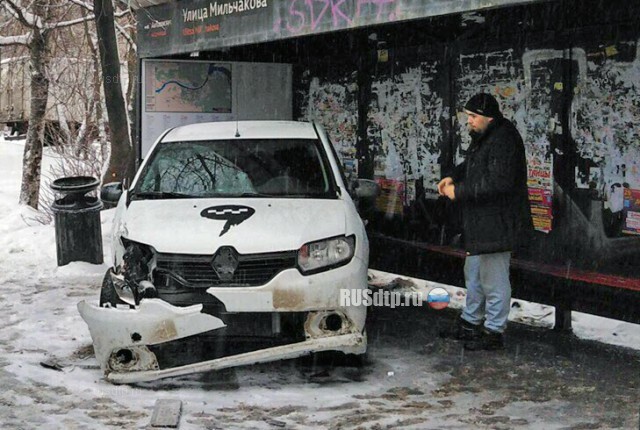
[623,188,640,235]
[375,178,405,217]
[527,161,554,233]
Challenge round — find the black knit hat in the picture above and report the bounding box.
[464,93,502,118]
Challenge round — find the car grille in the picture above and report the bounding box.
[154,250,298,286]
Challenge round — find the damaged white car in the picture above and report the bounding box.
[78,121,376,383]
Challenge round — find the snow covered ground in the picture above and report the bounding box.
[0,137,639,429]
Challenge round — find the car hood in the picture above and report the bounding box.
[121,198,347,254]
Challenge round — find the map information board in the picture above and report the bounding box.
[140,59,292,159]
[144,62,232,113]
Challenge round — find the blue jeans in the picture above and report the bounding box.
[461,251,512,333]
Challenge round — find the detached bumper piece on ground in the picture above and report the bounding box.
[78,297,366,384]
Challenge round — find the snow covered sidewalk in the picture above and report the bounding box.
[0,138,639,429]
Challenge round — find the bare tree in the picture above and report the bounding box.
[1,0,53,209]
[0,0,135,210]
[66,0,137,178]
[1,0,95,208]
[93,0,135,184]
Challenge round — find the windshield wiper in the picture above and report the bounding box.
[131,191,197,200]
[274,192,334,198]
[234,192,271,197]
[200,192,272,198]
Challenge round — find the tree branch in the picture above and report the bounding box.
[115,22,135,48]
[66,0,132,18]
[61,0,135,46]
[3,0,40,29]
[0,33,32,46]
[44,14,95,30]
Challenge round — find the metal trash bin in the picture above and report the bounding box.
[51,176,104,266]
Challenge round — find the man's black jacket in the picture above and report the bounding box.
[452,116,534,255]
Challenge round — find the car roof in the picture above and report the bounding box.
[162,121,319,142]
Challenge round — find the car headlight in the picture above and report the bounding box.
[298,235,355,274]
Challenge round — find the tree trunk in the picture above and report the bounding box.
[83,8,108,163]
[76,7,97,160]
[126,24,138,159]
[19,25,50,209]
[94,0,134,185]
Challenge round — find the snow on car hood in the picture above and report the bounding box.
[121,198,347,254]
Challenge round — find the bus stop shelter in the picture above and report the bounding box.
[129,0,640,328]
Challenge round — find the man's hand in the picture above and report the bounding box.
[442,184,456,200]
[437,177,453,196]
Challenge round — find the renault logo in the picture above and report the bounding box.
[212,247,239,281]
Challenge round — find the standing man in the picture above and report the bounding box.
[438,93,533,351]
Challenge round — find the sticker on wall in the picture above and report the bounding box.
[405,182,416,205]
[374,156,387,178]
[623,188,640,235]
[302,76,358,163]
[528,187,553,234]
[526,159,554,233]
[342,158,358,182]
[528,162,553,189]
[576,165,601,190]
[375,179,405,217]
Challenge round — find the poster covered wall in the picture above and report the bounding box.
[623,188,640,235]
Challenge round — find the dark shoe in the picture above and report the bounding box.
[439,318,481,341]
[463,327,504,351]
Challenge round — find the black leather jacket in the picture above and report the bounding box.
[452,116,533,255]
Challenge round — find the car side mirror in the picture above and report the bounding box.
[351,179,379,200]
[100,182,123,208]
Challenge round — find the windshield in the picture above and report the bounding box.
[132,138,337,199]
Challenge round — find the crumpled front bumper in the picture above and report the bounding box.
[105,331,362,384]
[78,258,368,383]
[78,299,365,383]
[77,300,225,376]
[78,272,367,383]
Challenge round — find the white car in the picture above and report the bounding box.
[78,121,376,383]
